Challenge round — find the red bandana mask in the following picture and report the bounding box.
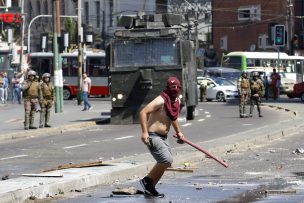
[161,77,181,121]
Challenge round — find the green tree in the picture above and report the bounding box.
[63,17,76,44]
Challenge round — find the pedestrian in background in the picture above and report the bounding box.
[81,73,93,111]
[198,78,208,102]
[237,72,250,118]
[39,73,54,128]
[270,68,281,100]
[139,76,184,197]
[0,72,4,104]
[249,72,264,117]
[11,72,23,104]
[22,70,41,130]
[2,72,8,104]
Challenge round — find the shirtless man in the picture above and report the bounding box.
[139,76,184,196]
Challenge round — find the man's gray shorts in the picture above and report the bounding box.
[147,132,173,164]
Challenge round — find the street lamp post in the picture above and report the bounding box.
[27,15,77,53]
[53,0,63,113]
[77,0,83,105]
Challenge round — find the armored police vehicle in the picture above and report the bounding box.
[107,13,197,124]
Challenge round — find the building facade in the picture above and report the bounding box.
[24,0,158,52]
[212,0,302,59]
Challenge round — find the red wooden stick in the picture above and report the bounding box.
[173,135,229,168]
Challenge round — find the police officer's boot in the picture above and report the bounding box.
[258,110,263,117]
[29,111,37,129]
[249,106,253,117]
[239,106,244,118]
[39,108,46,128]
[24,111,30,130]
[44,109,51,128]
[243,106,248,117]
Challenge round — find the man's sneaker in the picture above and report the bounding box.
[29,126,37,129]
[81,108,87,111]
[39,125,44,128]
[88,106,93,111]
[24,127,29,130]
[45,124,51,128]
[259,114,263,117]
[140,176,161,196]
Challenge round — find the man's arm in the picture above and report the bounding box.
[88,78,91,93]
[139,96,163,144]
[171,119,184,139]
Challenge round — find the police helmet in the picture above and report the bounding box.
[252,71,259,77]
[42,73,51,78]
[28,70,36,76]
[241,71,247,77]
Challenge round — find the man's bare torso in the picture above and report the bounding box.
[147,96,171,136]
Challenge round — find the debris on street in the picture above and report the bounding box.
[43,161,113,172]
[292,148,304,154]
[112,187,144,195]
[22,173,63,178]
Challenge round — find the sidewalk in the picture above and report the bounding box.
[0,96,303,203]
[0,99,111,142]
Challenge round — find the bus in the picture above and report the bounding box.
[28,50,109,100]
[221,51,304,82]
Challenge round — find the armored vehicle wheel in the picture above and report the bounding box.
[186,106,195,120]
[301,93,304,102]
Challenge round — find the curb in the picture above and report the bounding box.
[0,121,97,142]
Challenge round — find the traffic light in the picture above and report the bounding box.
[274,25,285,47]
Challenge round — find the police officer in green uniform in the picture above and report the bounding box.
[22,70,41,130]
[249,72,264,117]
[39,73,54,128]
[237,72,250,118]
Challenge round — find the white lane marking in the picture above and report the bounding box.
[206,115,211,118]
[182,123,192,127]
[198,119,205,122]
[0,154,28,161]
[199,109,204,111]
[63,144,88,149]
[242,124,253,126]
[114,136,134,140]
[204,111,210,114]
[5,118,24,123]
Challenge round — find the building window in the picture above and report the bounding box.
[220,36,228,51]
[95,1,100,28]
[61,0,65,15]
[44,0,48,15]
[85,1,89,25]
[258,34,273,50]
[238,5,261,22]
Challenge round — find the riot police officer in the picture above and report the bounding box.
[39,73,54,128]
[237,72,250,118]
[249,72,264,117]
[22,70,41,130]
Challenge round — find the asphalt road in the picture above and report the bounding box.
[0,101,291,180]
[55,129,304,203]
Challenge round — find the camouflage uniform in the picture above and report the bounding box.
[39,73,54,128]
[198,79,208,102]
[22,71,41,130]
[237,72,250,118]
[249,72,264,117]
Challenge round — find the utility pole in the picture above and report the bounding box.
[77,0,83,105]
[19,0,25,72]
[53,0,63,113]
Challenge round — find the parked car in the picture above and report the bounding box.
[288,82,304,101]
[198,67,241,85]
[246,67,296,95]
[197,76,238,102]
